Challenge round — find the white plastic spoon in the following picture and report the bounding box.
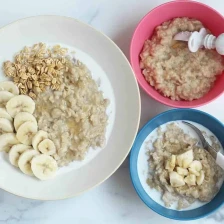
[174,28,224,55]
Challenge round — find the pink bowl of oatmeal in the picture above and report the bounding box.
[130,1,224,108]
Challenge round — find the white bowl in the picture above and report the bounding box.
[0,16,140,200]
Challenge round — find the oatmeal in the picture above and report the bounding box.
[2,43,109,167]
[34,59,109,166]
[147,123,224,209]
[140,17,224,101]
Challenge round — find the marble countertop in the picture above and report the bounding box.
[0,0,224,223]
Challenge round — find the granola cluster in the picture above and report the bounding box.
[3,43,70,99]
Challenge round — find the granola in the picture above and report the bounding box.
[3,43,70,99]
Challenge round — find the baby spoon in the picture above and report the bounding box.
[174,28,224,55]
[182,121,224,170]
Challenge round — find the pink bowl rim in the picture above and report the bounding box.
[130,0,224,108]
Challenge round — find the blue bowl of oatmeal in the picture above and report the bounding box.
[130,109,224,220]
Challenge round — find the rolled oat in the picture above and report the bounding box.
[3,43,70,98]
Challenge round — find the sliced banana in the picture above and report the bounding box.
[6,95,35,118]
[31,154,58,180]
[9,144,31,167]
[0,91,14,108]
[14,112,37,132]
[0,108,12,121]
[184,174,196,186]
[165,155,176,172]
[189,160,202,170]
[38,139,56,155]
[188,160,202,176]
[188,168,200,177]
[0,81,19,95]
[176,167,189,176]
[177,149,193,168]
[32,130,48,151]
[196,170,205,185]
[170,155,176,168]
[0,133,19,152]
[169,171,185,187]
[0,118,14,134]
[18,149,40,176]
[16,121,38,145]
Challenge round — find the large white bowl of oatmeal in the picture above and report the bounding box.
[130,1,224,108]
[130,109,224,220]
[0,16,140,200]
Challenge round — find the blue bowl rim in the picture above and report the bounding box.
[129,108,224,221]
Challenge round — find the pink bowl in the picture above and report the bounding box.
[130,0,224,108]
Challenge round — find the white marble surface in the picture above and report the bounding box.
[0,0,224,223]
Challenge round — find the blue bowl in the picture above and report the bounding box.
[130,109,224,220]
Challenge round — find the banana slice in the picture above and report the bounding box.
[188,169,200,176]
[0,118,14,134]
[0,81,19,95]
[188,160,202,176]
[165,155,176,172]
[14,112,37,132]
[177,149,193,168]
[16,121,38,145]
[169,171,185,187]
[176,167,189,176]
[38,139,56,155]
[31,154,58,180]
[6,95,35,118]
[184,174,196,186]
[9,144,31,167]
[196,170,205,185]
[0,133,20,152]
[170,155,176,168]
[18,149,40,176]
[0,91,14,108]
[0,108,12,121]
[32,130,48,151]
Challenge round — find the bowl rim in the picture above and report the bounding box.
[130,0,224,108]
[0,15,141,200]
[129,108,224,220]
